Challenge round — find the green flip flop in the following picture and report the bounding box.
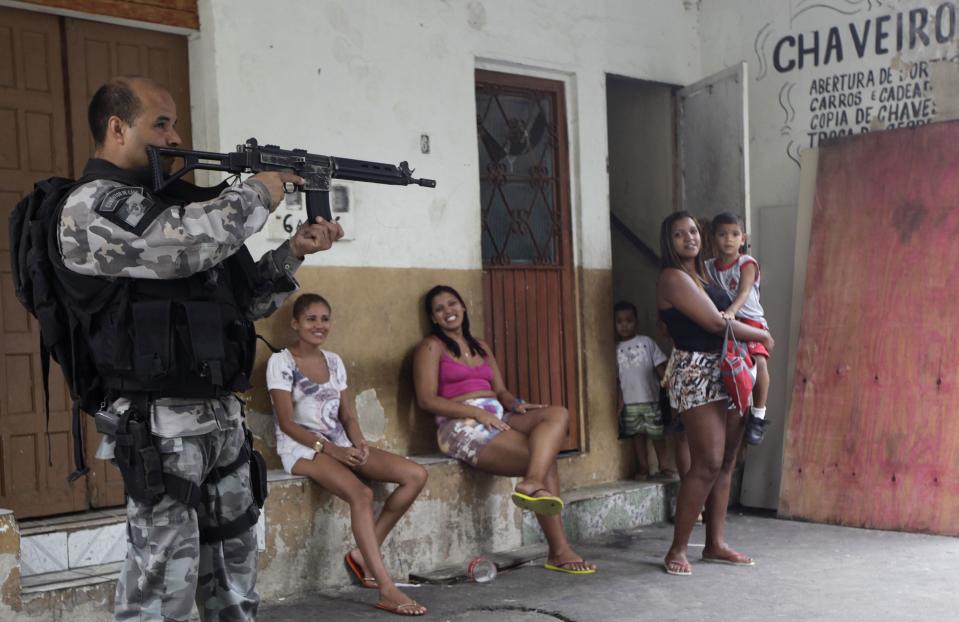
[510,489,564,516]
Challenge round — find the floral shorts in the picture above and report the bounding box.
[436,397,511,466]
[664,349,729,414]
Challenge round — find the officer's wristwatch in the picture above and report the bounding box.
[313,437,325,454]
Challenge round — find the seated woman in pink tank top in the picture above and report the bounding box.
[413,285,597,575]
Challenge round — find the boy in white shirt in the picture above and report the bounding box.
[615,301,676,480]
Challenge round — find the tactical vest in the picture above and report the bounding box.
[57,160,258,400]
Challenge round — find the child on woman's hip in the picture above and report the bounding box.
[706,212,771,446]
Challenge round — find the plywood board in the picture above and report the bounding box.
[779,121,959,534]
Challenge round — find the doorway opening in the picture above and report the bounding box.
[606,75,677,344]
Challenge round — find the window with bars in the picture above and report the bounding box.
[477,84,561,266]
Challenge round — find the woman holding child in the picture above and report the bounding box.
[413,285,597,575]
[268,293,428,616]
[656,211,774,576]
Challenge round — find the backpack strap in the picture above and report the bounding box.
[67,313,89,480]
[40,341,53,468]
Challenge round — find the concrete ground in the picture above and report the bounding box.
[259,512,959,622]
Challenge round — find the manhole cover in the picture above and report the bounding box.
[448,607,570,621]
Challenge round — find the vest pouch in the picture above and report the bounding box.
[183,302,227,388]
[113,409,165,506]
[132,300,173,379]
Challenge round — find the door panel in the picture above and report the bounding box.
[65,17,192,178]
[64,16,192,509]
[677,62,751,232]
[476,70,579,451]
[0,6,85,518]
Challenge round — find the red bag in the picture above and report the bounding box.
[721,321,754,415]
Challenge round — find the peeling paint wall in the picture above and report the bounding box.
[179,4,693,571]
[242,267,485,464]
[181,0,703,598]
[245,266,629,487]
[697,0,959,509]
[3,0,708,613]
[0,510,19,618]
[17,582,117,622]
[701,0,959,208]
[189,0,703,273]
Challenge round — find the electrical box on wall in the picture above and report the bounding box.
[266,184,355,242]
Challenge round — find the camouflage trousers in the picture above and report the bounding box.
[113,423,259,621]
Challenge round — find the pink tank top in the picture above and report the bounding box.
[437,350,494,399]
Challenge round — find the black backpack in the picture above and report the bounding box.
[9,176,103,480]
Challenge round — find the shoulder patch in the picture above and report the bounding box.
[95,186,160,233]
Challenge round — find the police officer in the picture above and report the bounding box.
[57,76,343,621]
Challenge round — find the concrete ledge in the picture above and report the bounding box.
[522,479,676,545]
[259,469,674,599]
[1,466,673,619]
[257,455,521,600]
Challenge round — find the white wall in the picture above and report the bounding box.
[189,0,703,270]
[701,0,959,227]
[698,0,959,508]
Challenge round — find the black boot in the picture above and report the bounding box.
[745,414,769,446]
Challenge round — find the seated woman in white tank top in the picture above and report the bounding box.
[267,293,428,617]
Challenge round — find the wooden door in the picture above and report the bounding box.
[0,6,86,518]
[64,17,192,508]
[476,70,579,450]
[0,7,192,517]
[65,16,193,177]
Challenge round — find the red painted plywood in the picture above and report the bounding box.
[780,120,959,535]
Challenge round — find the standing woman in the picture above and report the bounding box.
[413,285,596,575]
[268,293,428,616]
[656,212,774,576]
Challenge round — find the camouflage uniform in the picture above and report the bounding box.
[59,158,301,621]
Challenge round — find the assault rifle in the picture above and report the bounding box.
[146,138,436,222]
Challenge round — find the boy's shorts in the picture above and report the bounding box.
[621,402,664,439]
[740,317,770,359]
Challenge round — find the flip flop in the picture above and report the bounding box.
[543,559,597,575]
[702,552,755,566]
[664,559,692,576]
[344,552,378,589]
[510,489,564,516]
[374,599,426,616]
